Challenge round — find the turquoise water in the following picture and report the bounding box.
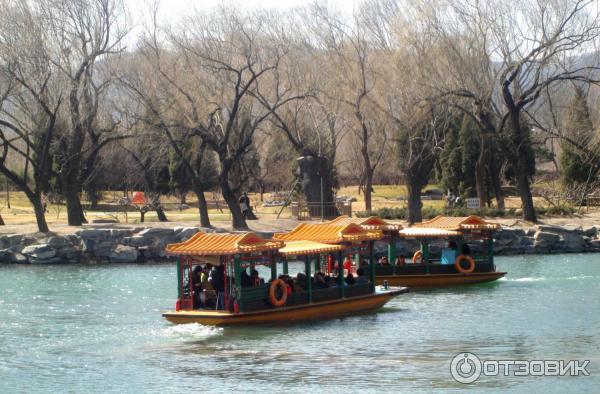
[1,255,599,393]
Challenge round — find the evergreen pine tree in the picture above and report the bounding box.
[439,123,461,195]
[458,114,480,197]
[561,87,597,185]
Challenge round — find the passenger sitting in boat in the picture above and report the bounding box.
[379,256,390,266]
[314,272,328,289]
[295,272,307,290]
[241,268,251,287]
[343,256,352,272]
[395,256,406,266]
[250,269,263,287]
[278,275,295,294]
[345,272,355,285]
[209,264,225,310]
[359,258,369,269]
[461,243,472,256]
[355,268,370,284]
[325,275,337,287]
[200,265,215,309]
[192,265,204,309]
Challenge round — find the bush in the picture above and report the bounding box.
[536,205,575,216]
[356,205,576,219]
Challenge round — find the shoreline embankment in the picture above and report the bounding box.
[0,223,599,264]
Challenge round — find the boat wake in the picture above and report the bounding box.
[500,277,546,282]
[161,323,223,342]
[500,275,594,283]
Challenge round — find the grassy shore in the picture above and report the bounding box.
[0,185,596,236]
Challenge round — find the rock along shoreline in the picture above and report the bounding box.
[0,224,599,265]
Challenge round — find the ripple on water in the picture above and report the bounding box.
[159,323,223,342]
[0,256,599,393]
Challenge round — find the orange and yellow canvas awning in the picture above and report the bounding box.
[279,241,344,257]
[413,215,500,231]
[399,227,460,238]
[273,222,382,244]
[166,232,284,256]
[329,215,402,231]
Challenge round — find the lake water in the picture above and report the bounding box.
[1,254,599,393]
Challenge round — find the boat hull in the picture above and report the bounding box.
[163,287,407,326]
[375,272,506,288]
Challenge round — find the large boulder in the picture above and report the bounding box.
[0,249,27,263]
[76,229,110,241]
[122,236,152,247]
[561,233,586,253]
[29,256,62,264]
[108,245,139,263]
[21,244,57,260]
[56,244,80,263]
[45,236,70,248]
[535,224,581,234]
[89,241,115,257]
[137,228,175,237]
[493,228,520,246]
[175,227,200,242]
[589,239,600,251]
[109,229,133,240]
[533,231,560,247]
[583,226,598,238]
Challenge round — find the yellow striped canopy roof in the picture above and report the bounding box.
[413,215,500,231]
[328,215,402,231]
[279,241,344,256]
[273,222,382,244]
[399,227,460,238]
[166,232,284,256]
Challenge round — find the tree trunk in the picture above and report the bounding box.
[64,186,85,226]
[489,155,505,209]
[502,84,537,222]
[406,177,423,224]
[155,207,168,222]
[516,159,537,222]
[297,155,338,218]
[221,178,247,229]
[32,194,49,233]
[61,162,85,226]
[475,137,488,207]
[364,168,373,212]
[194,183,211,228]
[140,210,145,223]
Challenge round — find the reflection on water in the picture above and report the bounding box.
[1,255,600,393]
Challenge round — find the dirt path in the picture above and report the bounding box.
[1,212,599,237]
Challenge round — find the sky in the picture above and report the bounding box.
[123,0,364,47]
[125,0,362,25]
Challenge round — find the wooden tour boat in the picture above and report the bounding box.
[329,215,506,289]
[162,229,407,326]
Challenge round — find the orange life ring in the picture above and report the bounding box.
[412,250,423,264]
[455,254,475,273]
[269,279,288,307]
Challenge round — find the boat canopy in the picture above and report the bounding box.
[328,215,403,231]
[273,222,382,244]
[279,240,344,257]
[166,232,284,256]
[399,227,461,238]
[413,215,500,231]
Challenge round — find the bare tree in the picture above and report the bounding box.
[308,2,389,212]
[137,6,303,229]
[0,0,62,233]
[40,0,128,226]
[411,0,600,221]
